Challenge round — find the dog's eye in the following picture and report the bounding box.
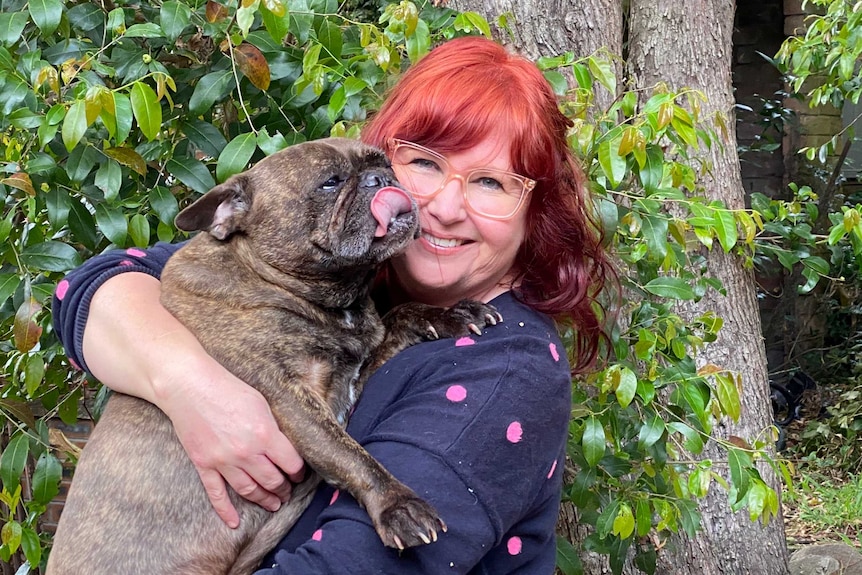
[320,176,343,192]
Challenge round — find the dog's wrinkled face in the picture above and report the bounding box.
[174,138,419,275]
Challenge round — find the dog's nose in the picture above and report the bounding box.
[360,171,389,189]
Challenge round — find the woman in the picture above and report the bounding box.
[52,36,614,573]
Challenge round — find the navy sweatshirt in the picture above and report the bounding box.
[52,242,572,574]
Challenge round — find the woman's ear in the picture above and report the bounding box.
[174,175,251,240]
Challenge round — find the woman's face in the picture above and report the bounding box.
[389,135,530,307]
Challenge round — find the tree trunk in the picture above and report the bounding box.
[448,0,623,110]
[627,1,789,573]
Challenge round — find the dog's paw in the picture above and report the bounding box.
[372,491,446,550]
[384,300,502,343]
[437,299,503,338]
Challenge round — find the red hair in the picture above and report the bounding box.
[362,37,615,373]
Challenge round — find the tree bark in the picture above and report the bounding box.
[627,1,790,573]
[448,0,623,110]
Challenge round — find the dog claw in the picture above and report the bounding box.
[427,324,439,339]
[393,535,404,550]
[468,323,482,335]
[484,313,497,325]
[419,532,431,545]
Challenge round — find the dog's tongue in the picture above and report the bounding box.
[371,186,413,238]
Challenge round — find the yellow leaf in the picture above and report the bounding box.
[1,172,35,196]
[104,147,147,176]
[206,1,229,22]
[234,42,271,91]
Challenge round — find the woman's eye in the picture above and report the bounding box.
[410,157,441,171]
[475,176,504,190]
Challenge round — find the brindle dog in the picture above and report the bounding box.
[47,138,500,575]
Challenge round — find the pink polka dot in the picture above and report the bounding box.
[549,343,559,362]
[55,280,69,300]
[506,421,523,443]
[119,260,133,266]
[507,536,522,555]
[329,490,339,505]
[126,248,146,257]
[455,337,475,347]
[312,529,323,541]
[548,459,557,479]
[446,385,467,402]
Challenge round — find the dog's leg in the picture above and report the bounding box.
[268,372,442,550]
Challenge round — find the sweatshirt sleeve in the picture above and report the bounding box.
[51,242,184,375]
[257,313,571,574]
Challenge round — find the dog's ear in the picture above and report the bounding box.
[174,177,251,240]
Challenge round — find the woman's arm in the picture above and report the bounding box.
[54,248,305,527]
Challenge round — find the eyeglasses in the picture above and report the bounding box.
[387,139,536,220]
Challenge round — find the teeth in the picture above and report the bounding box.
[423,233,462,248]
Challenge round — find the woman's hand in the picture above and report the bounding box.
[83,272,305,527]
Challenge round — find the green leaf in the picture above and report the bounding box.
[217,133,257,182]
[149,186,179,226]
[95,159,122,202]
[20,241,82,272]
[0,12,28,46]
[124,23,165,38]
[29,0,63,36]
[65,145,99,182]
[639,145,663,194]
[289,0,313,43]
[573,63,592,90]
[24,355,44,397]
[160,0,191,42]
[260,2,291,42]
[0,273,19,305]
[69,200,99,250]
[643,277,696,300]
[62,100,89,152]
[316,18,342,59]
[543,70,568,96]
[463,12,492,37]
[21,527,41,567]
[0,433,29,492]
[637,415,665,449]
[95,204,129,245]
[635,499,652,537]
[130,81,162,141]
[640,214,669,260]
[257,128,288,155]
[1,520,22,553]
[713,209,738,252]
[406,18,430,63]
[715,373,741,422]
[598,139,626,188]
[167,156,216,195]
[184,119,228,158]
[612,504,635,538]
[610,365,637,408]
[129,214,151,247]
[588,56,616,95]
[189,70,235,115]
[556,536,584,575]
[595,499,620,538]
[31,452,61,505]
[582,416,606,467]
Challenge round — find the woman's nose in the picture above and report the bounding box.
[424,177,467,223]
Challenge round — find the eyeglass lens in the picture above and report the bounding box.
[391,143,526,218]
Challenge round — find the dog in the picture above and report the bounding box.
[47,138,500,574]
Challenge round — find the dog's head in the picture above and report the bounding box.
[174,138,419,275]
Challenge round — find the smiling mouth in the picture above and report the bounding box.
[422,232,465,248]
